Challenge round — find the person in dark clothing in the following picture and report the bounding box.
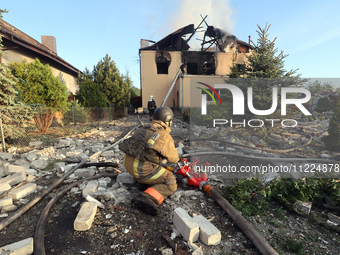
[147,95,157,121]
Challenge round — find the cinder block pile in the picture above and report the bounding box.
[172,207,221,253]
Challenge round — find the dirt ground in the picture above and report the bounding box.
[0,114,340,255]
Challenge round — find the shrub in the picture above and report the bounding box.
[322,101,340,152]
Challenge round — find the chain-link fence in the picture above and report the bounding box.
[0,104,125,152]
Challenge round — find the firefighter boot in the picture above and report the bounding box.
[131,188,164,216]
[131,194,159,216]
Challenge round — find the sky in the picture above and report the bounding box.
[1,0,340,89]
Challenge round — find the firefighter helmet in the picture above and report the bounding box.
[153,106,174,125]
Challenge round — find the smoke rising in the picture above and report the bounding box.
[161,0,235,50]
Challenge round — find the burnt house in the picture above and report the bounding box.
[139,18,252,111]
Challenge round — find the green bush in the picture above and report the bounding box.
[315,97,333,113]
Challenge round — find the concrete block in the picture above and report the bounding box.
[0,152,13,161]
[82,180,99,196]
[1,204,18,213]
[0,167,5,177]
[75,168,96,178]
[59,139,71,147]
[173,207,199,242]
[0,172,26,186]
[30,159,48,170]
[0,197,13,207]
[66,150,82,157]
[4,164,26,175]
[91,144,104,152]
[25,153,37,161]
[0,183,11,195]
[26,169,37,176]
[101,151,115,157]
[192,215,221,245]
[0,237,33,255]
[116,173,136,184]
[74,202,97,231]
[8,183,37,200]
[29,140,43,147]
[83,193,105,209]
[293,200,312,216]
[161,248,173,255]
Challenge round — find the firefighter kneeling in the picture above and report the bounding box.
[119,106,180,216]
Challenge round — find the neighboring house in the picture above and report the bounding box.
[0,19,80,99]
[139,20,252,111]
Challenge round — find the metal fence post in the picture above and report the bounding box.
[72,104,75,127]
[0,110,6,152]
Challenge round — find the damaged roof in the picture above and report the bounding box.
[140,23,253,52]
[140,24,194,51]
[0,19,80,74]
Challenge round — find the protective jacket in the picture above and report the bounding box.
[120,120,179,183]
[147,99,156,110]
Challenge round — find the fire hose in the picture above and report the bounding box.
[169,158,278,255]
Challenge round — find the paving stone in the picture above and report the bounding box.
[8,183,37,200]
[173,207,199,242]
[192,214,221,245]
[0,237,33,255]
[74,202,98,231]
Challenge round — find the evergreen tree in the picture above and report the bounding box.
[228,23,305,117]
[10,59,69,132]
[0,9,33,146]
[77,75,107,108]
[93,54,131,108]
[0,9,17,106]
[322,101,340,152]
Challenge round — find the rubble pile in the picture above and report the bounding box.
[0,115,339,254]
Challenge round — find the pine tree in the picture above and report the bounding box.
[229,23,305,117]
[93,54,131,109]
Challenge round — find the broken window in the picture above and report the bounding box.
[156,51,171,74]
